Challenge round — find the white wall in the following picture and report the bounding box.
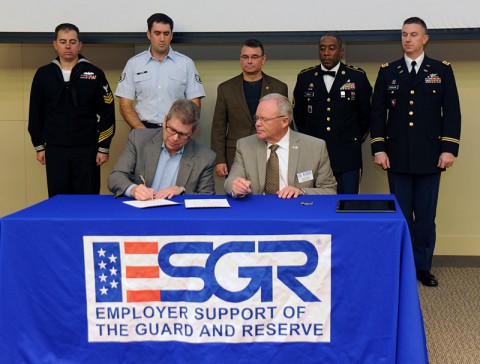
[0,39,479,256]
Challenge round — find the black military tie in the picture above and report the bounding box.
[321,70,336,77]
[410,61,417,82]
[264,144,280,195]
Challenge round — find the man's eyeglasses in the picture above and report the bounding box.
[240,55,264,61]
[164,121,192,140]
[254,115,287,123]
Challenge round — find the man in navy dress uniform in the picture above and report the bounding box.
[293,33,372,194]
[370,17,461,287]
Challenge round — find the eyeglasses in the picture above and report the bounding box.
[164,121,192,140]
[240,55,264,61]
[254,115,287,123]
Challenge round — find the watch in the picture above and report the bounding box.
[178,186,186,195]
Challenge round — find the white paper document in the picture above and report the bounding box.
[123,199,180,208]
[184,199,230,209]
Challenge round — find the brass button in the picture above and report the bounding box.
[409,122,414,127]
[410,101,414,105]
[326,127,331,131]
[327,107,331,112]
[410,90,415,95]
[433,90,436,94]
[409,111,414,115]
[326,117,331,121]
[327,98,331,102]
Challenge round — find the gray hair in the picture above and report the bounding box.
[259,93,293,125]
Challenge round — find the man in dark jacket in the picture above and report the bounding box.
[211,39,288,177]
[370,17,461,286]
[293,33,372,194]
[28,23,115,197]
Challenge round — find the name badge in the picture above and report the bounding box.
[297,170,314,183]
[304,91,314,98]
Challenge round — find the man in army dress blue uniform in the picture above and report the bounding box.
[293,33,372,194]
[370,17,461,287]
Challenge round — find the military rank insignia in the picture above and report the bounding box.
[103,84,113,104]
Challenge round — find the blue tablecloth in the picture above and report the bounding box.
[0,194,428,363]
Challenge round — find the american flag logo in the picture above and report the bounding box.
[93,241,161,303]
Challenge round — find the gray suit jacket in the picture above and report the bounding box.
[224,130,337,195]
[108,128,216,196]
[211,73,288,168]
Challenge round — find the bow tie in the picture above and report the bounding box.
[321,70,336,77]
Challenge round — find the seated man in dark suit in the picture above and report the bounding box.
[108,99,216,200]
[225,93,337,198]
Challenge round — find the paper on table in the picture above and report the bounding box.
[184,199,230,209]
[123,199,180,208]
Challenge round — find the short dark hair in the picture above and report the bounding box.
[166,99,201,132]
[403,17,428,34]
[54,23,80,41]
[242,39,264,56]
[320,33,343,48]
[147,13,174,32]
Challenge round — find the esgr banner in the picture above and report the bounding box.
[84,234,331,343]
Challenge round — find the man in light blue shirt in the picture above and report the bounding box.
[115,13,205,129]
[108,99,216,200]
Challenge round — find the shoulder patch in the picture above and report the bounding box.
[442,60,451,66]
[345,64,366,73]
[381,63,390,68]
[298,65,318,76]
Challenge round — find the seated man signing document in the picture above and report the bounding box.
[108,99,216,200]
[225,93,337,198]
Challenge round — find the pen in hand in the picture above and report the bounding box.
[139,174,154,200]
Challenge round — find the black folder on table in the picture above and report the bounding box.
[336,199,396,212]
